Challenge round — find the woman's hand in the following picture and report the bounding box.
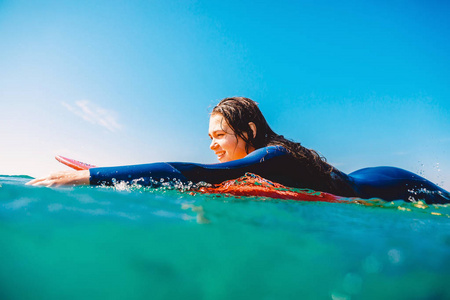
[26,170,90,187]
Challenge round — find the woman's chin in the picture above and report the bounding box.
[218,156,229,163]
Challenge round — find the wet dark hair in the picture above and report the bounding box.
[212,97,333,174]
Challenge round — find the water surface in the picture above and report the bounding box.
[1,175,449,299]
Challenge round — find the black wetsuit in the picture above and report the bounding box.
[90,146,450,204]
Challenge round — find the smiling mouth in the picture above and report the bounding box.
[215,151,225,160]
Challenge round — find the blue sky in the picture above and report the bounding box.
[1,0,449,189]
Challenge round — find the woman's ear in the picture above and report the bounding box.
[248,122,257,138]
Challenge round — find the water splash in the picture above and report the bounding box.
[104,173,450,218]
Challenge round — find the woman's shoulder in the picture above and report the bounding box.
[253,145,288,154]
[245,145,289,160]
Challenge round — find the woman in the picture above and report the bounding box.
[28,97,450,204]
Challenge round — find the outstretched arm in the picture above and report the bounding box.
[26,170,90,187]
[26,146,288,188]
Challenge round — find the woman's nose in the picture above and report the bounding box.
[210,139,218,150]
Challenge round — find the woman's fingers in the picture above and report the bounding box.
[28,179,49,187]
[26,172,63,186]
[26,177,57,187]
[26,170,90,186]
[29,178,57,187]
[26,177,46,185]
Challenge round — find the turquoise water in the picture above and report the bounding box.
[1,175,449,300]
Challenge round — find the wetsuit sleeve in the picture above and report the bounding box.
[89,146,289,186]
[90,162,188,186]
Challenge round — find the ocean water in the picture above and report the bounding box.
[1,175,449,300]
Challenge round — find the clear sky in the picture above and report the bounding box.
[1,0,449,189]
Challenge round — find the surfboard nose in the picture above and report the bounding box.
[55,155,97,170]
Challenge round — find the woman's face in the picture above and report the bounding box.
[208,113,252,163]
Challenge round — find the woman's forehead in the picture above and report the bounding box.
[209,113,231,131]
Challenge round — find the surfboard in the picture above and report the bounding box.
[55,155,97,170]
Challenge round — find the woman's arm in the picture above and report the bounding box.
[26,170,90,187]
[26,146,287,187]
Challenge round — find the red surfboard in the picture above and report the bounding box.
[55,155,97,170]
